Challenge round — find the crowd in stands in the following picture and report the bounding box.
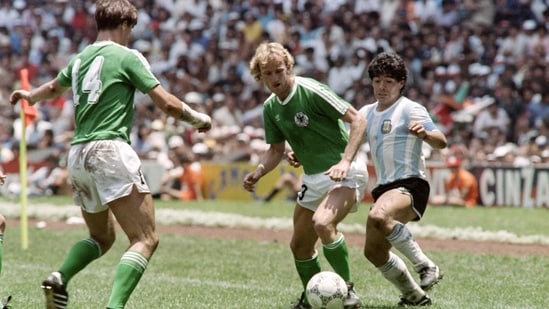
[1,0,549,198]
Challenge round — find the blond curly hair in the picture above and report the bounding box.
[249,42,295,82]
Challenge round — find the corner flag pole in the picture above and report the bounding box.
[19,68,31,250]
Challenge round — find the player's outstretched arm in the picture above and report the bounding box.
[147,85,212,133]
[243,142,285,192]
[408,121,447,149]
[9,78,68,106]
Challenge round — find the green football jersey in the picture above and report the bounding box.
[57,41,159,145]
[263,76,350,175]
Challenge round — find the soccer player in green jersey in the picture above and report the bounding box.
[0,172,6,278]
[0,171,10,309]
[9,0,211,308]
[243,42,368,309]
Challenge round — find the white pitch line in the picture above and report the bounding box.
[1,202,548,245]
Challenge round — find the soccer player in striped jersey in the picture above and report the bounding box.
[243,42,368,309]
[359,52,447,306]
[9,0,211,308]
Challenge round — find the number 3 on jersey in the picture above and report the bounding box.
[71,56,104,106]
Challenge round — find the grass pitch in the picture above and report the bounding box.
[0,197,547,308]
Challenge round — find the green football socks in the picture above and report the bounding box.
[107,250,148,309]
[323,233,351,282]
[294,250,321,289]
[58,238,101,286]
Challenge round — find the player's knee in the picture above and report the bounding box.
[93,233,116,254]
[312,220,334,240]
[289,239,301,255]
[290,239,315,258]
[367,208,390,232]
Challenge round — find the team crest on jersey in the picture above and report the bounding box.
[381,119,392,133]
[295,112,309,127]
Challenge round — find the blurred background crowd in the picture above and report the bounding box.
[1,0,549,198]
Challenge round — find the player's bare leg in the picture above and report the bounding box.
[314,187,361,308]
[106,187,158,308]
[290,206,319,308]
[365,190,431,305]
[43,208,114,309]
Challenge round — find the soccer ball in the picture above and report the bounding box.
[305,271,348,309]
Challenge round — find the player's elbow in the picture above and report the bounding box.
[429,133,448,149]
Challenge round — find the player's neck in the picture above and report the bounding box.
[276,76,294,101]
[376,96,401,111]
[376,102,393,112]
[96,30,126,45]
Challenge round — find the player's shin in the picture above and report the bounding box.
[107,251,149,308]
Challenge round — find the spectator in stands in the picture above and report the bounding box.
[160,149,204,202]
[28,153,69,196]
[211,92,243,128]
[433,0,461,29]
[473,102,511,140]
[493,80,526,142]
[327,55,353,96]
[430,155,479,208]
[0,121,15,152]
[528,88,549,129]
[240,11,263,57]
[131,124,153,160]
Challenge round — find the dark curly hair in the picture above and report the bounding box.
[367,52,408,92]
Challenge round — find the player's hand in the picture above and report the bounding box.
[286,151,301,168]
[9,90,31,105]
[324,160,351,182]
[243,172,261,192]
[408,121,427,140]
[190,113,212,133]
[0,173,6,185]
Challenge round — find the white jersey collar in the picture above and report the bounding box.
[277,76,299,106]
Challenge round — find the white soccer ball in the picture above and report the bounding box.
[305,271,348,309]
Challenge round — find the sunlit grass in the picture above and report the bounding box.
[0,198,547,308]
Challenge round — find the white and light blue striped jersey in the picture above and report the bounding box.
[359,96,439,185]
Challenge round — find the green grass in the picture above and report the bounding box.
[19,196,548,236]
[162,199,548,237]
[0,197,548,308]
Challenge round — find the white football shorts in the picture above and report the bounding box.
[68,139,150,213]
[297,159,368,212]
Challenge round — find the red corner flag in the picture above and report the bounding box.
[19,68,37,126]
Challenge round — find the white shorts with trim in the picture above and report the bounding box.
[68,139,150,213]
[297,159,368,212]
